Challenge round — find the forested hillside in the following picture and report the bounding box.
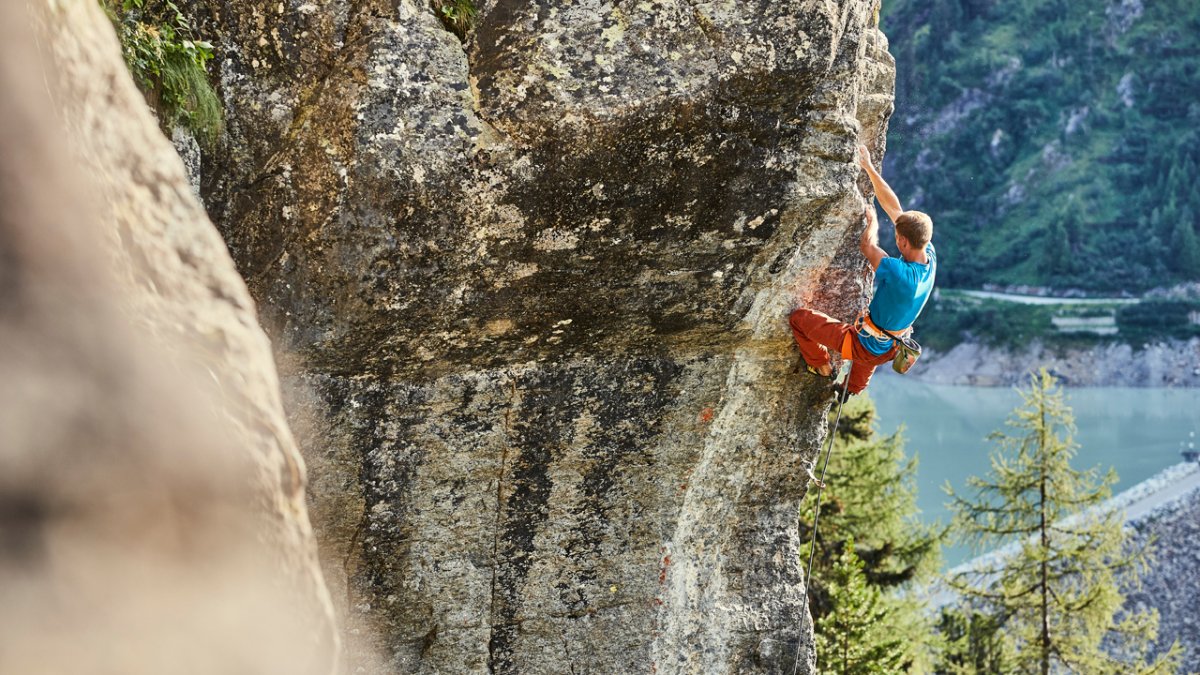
[882,0,1200,292]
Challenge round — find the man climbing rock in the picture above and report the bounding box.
[789,144,937,395]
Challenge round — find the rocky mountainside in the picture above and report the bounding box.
[180,0,898,672]
[915,337,1200,387]
[882,0,1200,292]
[2,1,336,671]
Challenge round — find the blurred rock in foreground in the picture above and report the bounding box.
[0,1,338,672]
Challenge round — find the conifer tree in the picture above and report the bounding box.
[1169,208,1200,276]
[944,369,1182,674]
[934,606,1010,674]
[803,397,942,595]
[1042,220,1071,276]
[800,396,942,668]
[815,538,908,675]
[1149,206,1165,240]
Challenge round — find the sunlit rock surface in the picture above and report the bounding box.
[189,0,897,671]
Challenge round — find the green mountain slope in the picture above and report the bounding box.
[881,0,1200,292]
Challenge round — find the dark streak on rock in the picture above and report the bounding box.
[487,371,563,674]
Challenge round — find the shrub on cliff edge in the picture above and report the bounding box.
[103,0,223,146]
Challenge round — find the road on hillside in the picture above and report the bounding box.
[956,289,1140,306]
[1122,466,1200,521]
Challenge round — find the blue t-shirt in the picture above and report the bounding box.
[859,243,937,355]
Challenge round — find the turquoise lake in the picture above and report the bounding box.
[868,373,1200,567]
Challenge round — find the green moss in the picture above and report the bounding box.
[104,0,223,147]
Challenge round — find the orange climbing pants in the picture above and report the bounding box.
[789,308,898,394]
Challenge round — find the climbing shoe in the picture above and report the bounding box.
[804,363,836,382]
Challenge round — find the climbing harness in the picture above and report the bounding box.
[855,311,923,375]
[791,371,852,675]
[855,310,911,341]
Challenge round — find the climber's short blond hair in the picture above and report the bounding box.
[895,211,933,249]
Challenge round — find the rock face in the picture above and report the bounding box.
[0,1,336,671]
[190,1,896,672]
[915,338,1200,387]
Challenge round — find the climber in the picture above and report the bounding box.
[789,144,937,395]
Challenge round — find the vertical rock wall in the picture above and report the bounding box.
[189,0,897,672]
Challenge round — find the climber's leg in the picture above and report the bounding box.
[789,308,853,376]
[847,361,878,395]
[846,341,900,394]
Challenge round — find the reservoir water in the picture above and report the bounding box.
[869,372,1200,567]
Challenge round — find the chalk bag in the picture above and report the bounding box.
[892,335,922,374]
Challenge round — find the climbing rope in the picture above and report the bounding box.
[791,371,852,675]
[790,213,877,674]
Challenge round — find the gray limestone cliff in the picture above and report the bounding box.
[185,1,897,672]
[0,1,337,671]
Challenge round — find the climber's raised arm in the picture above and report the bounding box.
[857,145,903,223]
[789,147,938,398]
[859,202,887,271]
